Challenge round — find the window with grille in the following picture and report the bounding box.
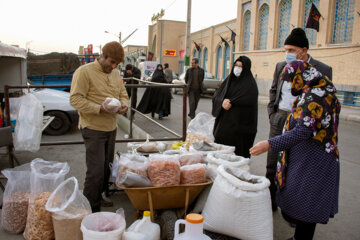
[203,48,208,72]
[216,45,222,79]
[243,11,251,50]
[223,44,230,79]
[232,44,235,63]
[258,4,269,50]
[278,0,292,48]
[192,49,197,59]
[304,0,320,46]
[333,0,355,43]
[198,48,202,67]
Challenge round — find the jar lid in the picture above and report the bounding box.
[186,213,203,224]
[143,211,151,217]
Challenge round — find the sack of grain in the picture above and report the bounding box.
[23,158,69,240]
[202,165,273,240]
[147,154,180,187]
[180,163,207,184]
[111,153,149,188]
[207,152,250,180]
[1,163,31,233]
[46,177,91,240]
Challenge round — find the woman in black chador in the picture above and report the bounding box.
[212,56,258,157]
[137,64,171,120]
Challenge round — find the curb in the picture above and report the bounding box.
[116,115,151,139]
[340,114,360,123]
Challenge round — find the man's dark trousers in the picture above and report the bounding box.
[188,88,201,119]
[126,86,137,115]
[81,127,116,212]
[266,111,289,207]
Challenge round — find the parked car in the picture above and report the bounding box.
[32,88,78,136]
[171,72,222,95]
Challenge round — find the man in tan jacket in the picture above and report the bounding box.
[70,41,129,212]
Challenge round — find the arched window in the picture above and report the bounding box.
[203,48,208,72]
[304,0,320,46]
[198,48,202,67]
[243,11,251,51]
[192,49,197,60]
[278,0,292,48]
[258,3,269,50]
[333,0,355,43]
[216,45,222,79]
[232,44,235,64]
[223,44,230,79]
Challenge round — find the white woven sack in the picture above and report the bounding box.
[192,153,250,213]
[202,165,273,240]
[207,152,250,180]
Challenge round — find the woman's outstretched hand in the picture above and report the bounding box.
[250,140,270,156]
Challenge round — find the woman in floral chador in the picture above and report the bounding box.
[250,60,341,240]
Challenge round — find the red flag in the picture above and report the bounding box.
[306,3,321,32]
[148,52,154,61]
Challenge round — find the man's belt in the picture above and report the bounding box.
[277,109,291,115]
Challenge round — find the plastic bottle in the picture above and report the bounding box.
[174,213,211,240]
[123,211,160,240]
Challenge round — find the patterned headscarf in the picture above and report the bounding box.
[276,60,341,189]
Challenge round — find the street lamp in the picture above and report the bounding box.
[104,31,121,43]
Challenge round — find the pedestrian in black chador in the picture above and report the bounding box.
[137,64,171,120]
[212,55,258,158]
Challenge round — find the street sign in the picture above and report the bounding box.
[164,49,176,56]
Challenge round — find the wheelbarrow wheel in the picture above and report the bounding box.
[160,210,178,240]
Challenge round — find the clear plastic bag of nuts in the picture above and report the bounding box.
[23,159,69,240]
[1,163,31,234]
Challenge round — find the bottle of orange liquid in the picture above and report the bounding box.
[174,213,211,240]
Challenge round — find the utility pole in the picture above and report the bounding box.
[184,0,191,71]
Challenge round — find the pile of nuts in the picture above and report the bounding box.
[23,192,54,240]
[1,191,30,233]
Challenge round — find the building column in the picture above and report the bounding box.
[317,0,335,46]
[237,0,244,50]
[268,0,278,49]
[249,1,257,51]
[209,27,215,76]
[290,0,302,28]
[352,0,360,44]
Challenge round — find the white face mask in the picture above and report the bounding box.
[233,66,242,77]
[285,52,297,63]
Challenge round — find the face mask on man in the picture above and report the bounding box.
[233,66,242,77]
[285,52,297,63]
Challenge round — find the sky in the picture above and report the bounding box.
[0,0,238,54]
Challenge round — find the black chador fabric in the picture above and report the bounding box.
[137,64,171,116]
[212,56,258,157]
